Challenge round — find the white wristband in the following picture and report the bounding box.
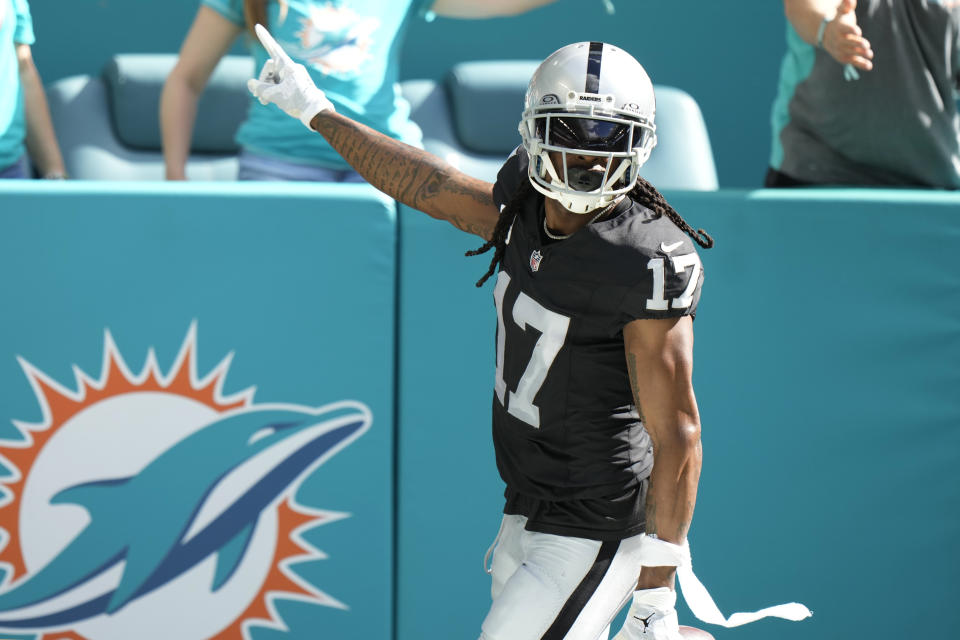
[638,534,690,568]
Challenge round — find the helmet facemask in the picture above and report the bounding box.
[521,104,656,214]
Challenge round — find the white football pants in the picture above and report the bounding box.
[479,514,646,640]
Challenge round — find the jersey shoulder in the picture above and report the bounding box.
[607,200,697,257]
[610,200,705,321]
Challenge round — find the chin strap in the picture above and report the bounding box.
[638,535,813,628]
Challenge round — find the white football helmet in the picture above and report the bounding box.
[519,42,657,214]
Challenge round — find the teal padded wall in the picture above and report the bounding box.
[397,190,960,640]
[0,183,397,640]
[29,1,784,188]
[396,204,503,640]
[1,183,957,640]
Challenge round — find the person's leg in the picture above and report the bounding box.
[486,514,525,600]
[480,524,645,640]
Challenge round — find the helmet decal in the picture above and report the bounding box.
[585,41,604,93]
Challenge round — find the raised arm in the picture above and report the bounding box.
[623,316,701,588]
[248,25,500,240]
[310,112,499,239]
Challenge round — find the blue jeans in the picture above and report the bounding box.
[0,155,30,179]
[237,150,365,183]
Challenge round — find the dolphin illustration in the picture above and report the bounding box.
[0,401,371,630]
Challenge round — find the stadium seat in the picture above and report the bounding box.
[402,60,719,190]
[45,54,252,180]
[45,55,716,189]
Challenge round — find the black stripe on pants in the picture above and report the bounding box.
[540,540,621,640]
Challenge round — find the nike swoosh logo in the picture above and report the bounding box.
[660,241,683,253]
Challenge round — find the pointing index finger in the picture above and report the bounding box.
[254,23,293,66]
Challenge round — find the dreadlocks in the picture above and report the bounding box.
[465,176,713,288]
[464,178,536,288]
[631,175,714,250]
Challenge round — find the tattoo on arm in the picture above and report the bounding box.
[448,213,495,239]
[313,113,495,237]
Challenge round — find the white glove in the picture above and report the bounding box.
[613,588,683,640]
[247,24,334,129]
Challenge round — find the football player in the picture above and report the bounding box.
[249,31,809,639]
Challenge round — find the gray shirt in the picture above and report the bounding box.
[773,0,960,188]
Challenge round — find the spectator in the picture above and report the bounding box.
[160,0,559,181]
[0,0,66,180]
[767,0,960,188]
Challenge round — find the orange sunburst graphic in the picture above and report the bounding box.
[0,323,360,640]
[217,499,349,640]
[40,632,87,640]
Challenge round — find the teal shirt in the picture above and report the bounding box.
[768,25,814,171]
[203,0,433,169]
[0,0,35,171]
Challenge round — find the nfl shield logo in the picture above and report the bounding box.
[530,250,543,272]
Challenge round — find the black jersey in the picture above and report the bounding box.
[489,150,704,541]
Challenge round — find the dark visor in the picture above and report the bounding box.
[536,116,637,153]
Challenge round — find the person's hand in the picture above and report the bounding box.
[822,0,873,71]
[247,24,334,129]
[612,588,684,640]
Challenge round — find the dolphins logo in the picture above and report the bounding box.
[0,326,372,639]
[286,4,381,76]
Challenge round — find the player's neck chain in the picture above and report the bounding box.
[542,199,619,240]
